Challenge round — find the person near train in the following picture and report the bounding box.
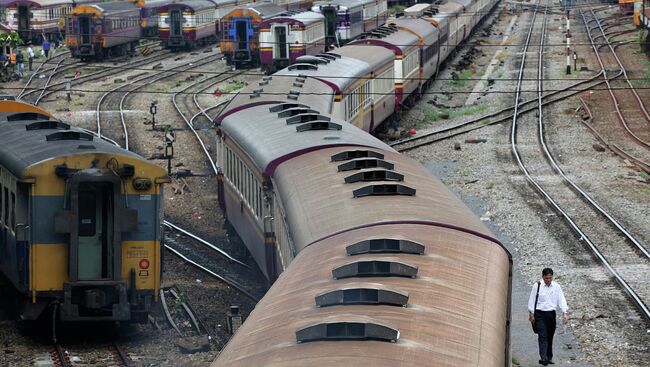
[15,49,24,77]
[528,268,569,366]
[27,44,34,72]
[43,40,51,59]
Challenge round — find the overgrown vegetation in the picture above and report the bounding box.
[388,5,406,16]
[223,79,246,94]
[420,103,489,128]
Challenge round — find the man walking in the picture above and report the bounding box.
[43,39,50,59]
[528,268,569,366]
[15,49,25,77]
[27,44,34,71]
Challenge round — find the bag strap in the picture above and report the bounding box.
[533,281,541,312]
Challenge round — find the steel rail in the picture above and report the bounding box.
[169,287,202,335]
[391,71,610,152]
[17,51,69,99]
[189,99,233,127]
[112,341,132,367]
[581,10,650,150]
[510,2,650,321]
[164,244,260,302]
[160,288,182,335]
[163,220,248,267]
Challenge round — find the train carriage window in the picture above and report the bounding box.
[0,183,3,225]
[10,193,15,231]
[3,187,8,225]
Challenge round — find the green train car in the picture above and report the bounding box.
[0,100,169,322]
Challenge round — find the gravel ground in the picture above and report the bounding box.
[401,4,650,367]
[1,4,649,367]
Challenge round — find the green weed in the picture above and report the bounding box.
[421,103,489,127]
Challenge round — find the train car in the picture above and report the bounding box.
[159,0,217,50]
[65,1,142,60]
[133,0,170,37]
[641,0,650,28]
[212,88,512,367]
[213,0,255,39]
[0,100,168,322]
[415,2,458,62]
[220,3,287,66]
[619,0,635,14]
[259,10,326,73]
[387,18,441,95]
[0,0,95,43]
[350,25,420,115]
[311,0,388,47]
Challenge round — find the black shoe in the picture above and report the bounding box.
[539,360,548,366]
[547,361,554,365]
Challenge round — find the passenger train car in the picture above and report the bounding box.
[311,0,388,47]
[211,60,511,367]
[0,100,168,322]
[1,0,95,43]
[66,1,142,59]
[259,10,326,73]
[220,3,288,66]
[636,0,649,27]
[159,0,218,49]
[211,0,508,365]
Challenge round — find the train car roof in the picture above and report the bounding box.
[223,2,286,19]
[0,112,141,177]
[160,0,217,11]
[352,27,419,54]
[274,147,501,249]
[261,10,325,27]
[311,0,367,11]
[447,0,470,9]
[275,53,372,95]
[331,45,393,71]
[215,74,334,122]
[1,0,73,7]
[219,102,392,176]
[72,1,140,16]
[387,18,439,41]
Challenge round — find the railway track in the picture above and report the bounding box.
[92,50,263,302]
[580,8,650,163]
[19,47,172,105]
[49,340,131,367]
[511,0,650,322]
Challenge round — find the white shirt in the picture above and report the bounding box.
[528,280,568,314]
[28,47,34,58]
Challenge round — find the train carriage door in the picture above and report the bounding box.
[272,24,288,59]
[170,8,182,37]
[17,5,31,39]
[15,184,30,290]
[77,182,113,280]
[234,18,249,50]
[79,15,91,45]
[322,7,337,46]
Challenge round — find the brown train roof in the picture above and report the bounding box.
[213,224,511,366]
[272,147,499,250]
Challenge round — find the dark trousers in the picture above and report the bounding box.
[28,57,32,71]
[535,310,556,362]
[44,49,49,58]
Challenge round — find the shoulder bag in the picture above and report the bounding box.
[531,281,541,333]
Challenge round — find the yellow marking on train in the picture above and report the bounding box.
[121,241,160,290]
[0,101,55,118]
[32,244,68,291]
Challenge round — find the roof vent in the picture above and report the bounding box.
[77,144,96,150]
[333,260,418,279]
[287,94,299,100]
[296,55,330,64]
[289,89,301,96]
[316,288,409,307]
[262,76,273,81]
[353,184,416,198]
[296,322,399,343]
[26,120,71,131]
[293,82,304,88]
[269,103,309,112]
[315,53,339,61]
[46,131,94,142]
[344,169,404,183]
[286,113,330,124]
[259,80,269,86]
[295,77,307,83]
[288,63,318,71]
[277,107,319,118]
[337,158,393,172]
[331,150,384,162]
[296,121,342,132]
[7,112,50,121]
[347,239,425,255]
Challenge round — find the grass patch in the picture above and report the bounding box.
[421,103,489,127]
[449,69,475,88]
[632,59,650,88]
[223,80,246,94]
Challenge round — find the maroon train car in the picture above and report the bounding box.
[158,0,217,50]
